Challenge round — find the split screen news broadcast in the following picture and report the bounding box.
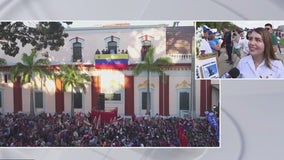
[0,21,219,148]
[195,21,284,79]
[2,20,284,149]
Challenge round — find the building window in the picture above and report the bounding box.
[73,42,82,62]
[179,91,189,110]
[108,41,117,54]
[73,92,82,109]
[140,34,153,61]
[34,91,43,108]
[139,89,154,115]
[105,93,121,101]
[104,35,120,54]
[4,73,11,83]
[142,92,151,110]
[141,45,151,61]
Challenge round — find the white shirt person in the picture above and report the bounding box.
[199,26,213,55]
[237,55,284,78]
[237,27,284,79]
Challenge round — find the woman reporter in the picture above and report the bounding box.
[237,27,284,78]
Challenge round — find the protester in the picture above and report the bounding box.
[208,30,221,56]
[232,29,242,59]
[237,27,284,78]
[223,27,233,65]
[239,30,250,56]
[199,26,213,55]
[265,23,278,53]
[277,36,282,54]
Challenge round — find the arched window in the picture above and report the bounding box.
[73,42,82,62]
[140,34,153,61]
[108,41,117,54]
[104,35,120,54]
[70,36,84,62]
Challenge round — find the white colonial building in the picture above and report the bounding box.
[0,22,219,117]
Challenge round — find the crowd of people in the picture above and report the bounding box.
[198,22,284,78]
[0,112,219,147]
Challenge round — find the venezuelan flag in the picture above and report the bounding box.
[95,54,129,69]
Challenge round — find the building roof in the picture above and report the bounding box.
[65,24,169,31]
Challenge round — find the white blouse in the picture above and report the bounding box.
[237,55,284,79]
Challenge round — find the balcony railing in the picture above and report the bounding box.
[166,53,192,64]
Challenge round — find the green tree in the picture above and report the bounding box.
[56,64,91,116]
[10,49,52,114]
[196,22,236,31]
[133,47,172,115]
[0,22,70,57]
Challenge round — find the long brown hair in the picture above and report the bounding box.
[252,27,279,69]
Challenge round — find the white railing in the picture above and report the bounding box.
[166,53,192,63]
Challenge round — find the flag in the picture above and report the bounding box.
[96,114,101,129]
[95,54,128,69]
[92,116,97,125]
[84,120,91,126]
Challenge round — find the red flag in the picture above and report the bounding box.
[96,114,101,129]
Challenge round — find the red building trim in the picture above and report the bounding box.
[200,80,212,116]
[159,75,169,116]
[13,77,22,113]
[124,75,134,116]
[55,78,64,113]
[91,76,101,110]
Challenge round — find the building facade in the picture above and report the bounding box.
[0,23,219,117]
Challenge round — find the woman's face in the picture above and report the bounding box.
[248,31,265,56]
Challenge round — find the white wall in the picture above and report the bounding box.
[0,83,14,113]
[1,25,167,66]
[43,78,56,114]
[134,73,159,116]
[22,84,31,113]
[168,70,191,116]
[195,80,201,117]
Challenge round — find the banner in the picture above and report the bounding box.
[91,108,118,124]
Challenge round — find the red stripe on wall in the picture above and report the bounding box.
[200,80,212,116]
[95,64,128,69]
[159,75,169,116]
[13,77,22,113]
[125,75,134,116]
[55,78,64,113]
[91,76,101,110]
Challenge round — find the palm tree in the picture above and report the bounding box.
[133,47,172,115]
[56,64,91,116]
[10,49,52,114]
